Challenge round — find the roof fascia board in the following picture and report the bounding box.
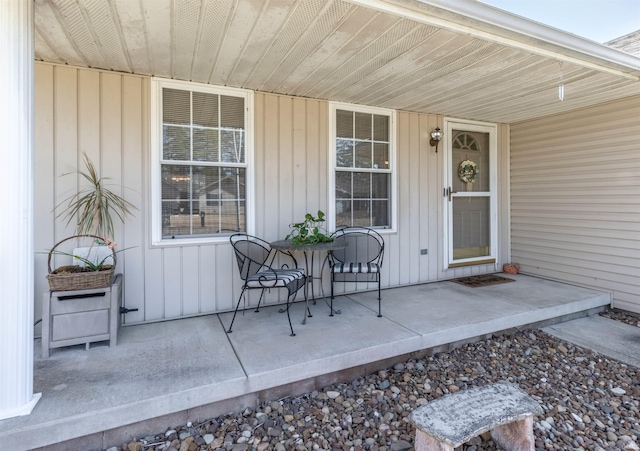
[346,0,640,80]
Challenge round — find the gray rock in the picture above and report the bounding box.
[390,440,412,450]
[113,328,640,451]
[539,420,552,430]
[256,412,268,424]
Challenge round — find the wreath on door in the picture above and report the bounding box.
[458,160,478,184]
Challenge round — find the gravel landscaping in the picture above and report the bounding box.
[106,324,640,451]
[600,309,640,328]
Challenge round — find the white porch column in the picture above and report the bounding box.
[0,0,41,420]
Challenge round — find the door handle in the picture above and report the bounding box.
[447,186,457,202]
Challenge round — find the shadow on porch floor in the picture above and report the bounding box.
[1,275,610,451]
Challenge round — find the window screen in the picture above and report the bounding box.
[334,108,391,228]
[160,87,247,238]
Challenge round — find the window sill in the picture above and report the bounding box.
[151,236,234,248]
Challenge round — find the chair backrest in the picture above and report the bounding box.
[230,234,273,281]
[331,227,384,266]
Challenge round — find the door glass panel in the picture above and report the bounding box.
[452,197,490,260]
[451,131,490,193]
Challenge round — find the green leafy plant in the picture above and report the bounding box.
[285,210,334,245]
[55,152,137,240]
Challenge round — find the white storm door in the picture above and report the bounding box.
[444,120,498,268]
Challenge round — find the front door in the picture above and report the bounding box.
[444,120,497,268]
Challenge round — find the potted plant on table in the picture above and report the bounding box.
[285,210,334,245]
[46,152,136,291]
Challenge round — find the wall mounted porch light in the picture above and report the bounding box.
[430,127,443,153]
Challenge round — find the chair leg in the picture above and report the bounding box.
[227,287,247,333]
[377,274,382,317]
[330,273,335,317]
[286,293,296,337]
[305,276,312,319]
[255,289,266,312]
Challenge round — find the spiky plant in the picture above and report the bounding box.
[55,152,136,240]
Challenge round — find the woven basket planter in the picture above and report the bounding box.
[46,235,116,291]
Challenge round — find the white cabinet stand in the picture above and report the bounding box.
[42,274,122,358]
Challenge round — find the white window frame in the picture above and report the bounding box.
[328,102,397,233]
[150,78,254,246]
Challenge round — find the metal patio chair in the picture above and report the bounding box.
[228,233,307,336]
[329,227,384,317]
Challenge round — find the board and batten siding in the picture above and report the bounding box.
[34,62,509,327]
[510,96,640,313]
[34,63,149,327]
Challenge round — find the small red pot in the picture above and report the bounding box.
[503,263,520,274]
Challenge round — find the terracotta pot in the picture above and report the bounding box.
[503,263,520,274]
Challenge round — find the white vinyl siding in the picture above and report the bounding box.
[34,63,510,325]
[510,96,640,313]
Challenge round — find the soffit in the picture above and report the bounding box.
[34,0,640,124]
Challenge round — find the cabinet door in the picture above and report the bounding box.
[51,310,109,341]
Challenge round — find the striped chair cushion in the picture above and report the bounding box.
[246,268,305,288]
[332,262,379,274]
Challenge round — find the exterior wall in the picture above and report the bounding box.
[510,96,640,313]
[34,62,510,326]
[34,63,148,328]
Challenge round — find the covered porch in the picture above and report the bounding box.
[1,275,610,451]
[2,0,639,433]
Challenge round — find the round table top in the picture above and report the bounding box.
[270,238,347,252]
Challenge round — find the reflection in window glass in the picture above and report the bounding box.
[161,86,246,238]
[193,128,219,162]
[333,106,392,228]
[355,141,372,169]
[372,173,388,198]
[373,143,389,169]
[335,172,351,199]
[336,139,354,168]
[334,168,391,227]
[353,173,370,199]
[163,125,190,161]
[335,200,352,228]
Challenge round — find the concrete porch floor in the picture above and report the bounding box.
[1,274,610,451]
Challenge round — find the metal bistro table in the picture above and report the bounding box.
[270,238,347,323]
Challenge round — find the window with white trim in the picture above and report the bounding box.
[151,79,253,244]
[329,103,395,230]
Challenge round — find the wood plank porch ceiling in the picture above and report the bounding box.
[34,0,640,124]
